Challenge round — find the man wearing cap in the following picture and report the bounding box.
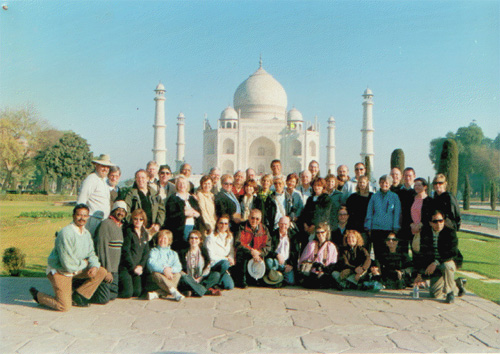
[77,154,114,236]
[89,201,128,304]
[235,209,272,288]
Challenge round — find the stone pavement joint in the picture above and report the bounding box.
[1,277,499,353]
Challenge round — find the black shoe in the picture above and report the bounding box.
[29,287,39,303]
[72,291,90,307]
[237,283,248,289]
[456,278,466,297]
[445,292,455,304]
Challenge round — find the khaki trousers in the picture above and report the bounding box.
[151,272,181,294]
[37,267,107,312]
[430,260,458,299]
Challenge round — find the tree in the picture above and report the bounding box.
[0,106,50,190]
[491,181,497,211]
[463,175,470,210]
[438,139,459,196]
[40,132,93,194]
[481,182,487,202]
[390,149,405,172]
[364,156,372,181]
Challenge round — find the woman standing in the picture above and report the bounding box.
[164,176,202,252]
[240,180,257,222]
[284,173,304,223]
[119,209,150,298]
[431,174,461,231]
[297,222,337,288]
[196,175,217,236]
[232,170,246,200]
[346,176,373,248]
[204,215,236,290]
[252,174,275,230]
[410,177,433,252]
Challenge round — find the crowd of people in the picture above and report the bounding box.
[29,154,466,311]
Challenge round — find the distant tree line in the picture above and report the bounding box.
[0,106,93,194]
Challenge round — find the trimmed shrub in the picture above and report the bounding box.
[390,149,405,172]
[2,247,26,276]
[491,181,497,211]
[438,139,459,196]
[463,175,470,210]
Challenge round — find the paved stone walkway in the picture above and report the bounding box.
[1,277,499,354]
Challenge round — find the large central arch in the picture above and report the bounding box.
[248,137,276,173]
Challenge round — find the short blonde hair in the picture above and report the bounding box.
[343,229,364,247]
[157,229,173,246]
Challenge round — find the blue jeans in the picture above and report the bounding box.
[212,259,235,290]
[266,258,295,285]
[183,224,194,242]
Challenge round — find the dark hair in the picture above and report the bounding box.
[73,204,89,215]
[286,173,299,184]
[312,177,326,192]
[159,164,171,173]
[270,159,281,167]
[135,169,148,178]
[200,174,212,185]
[414,177,427,188]
[131,208,148,227]
[403,167,415,175]
[109,165,121,174]
[243,179,258,189]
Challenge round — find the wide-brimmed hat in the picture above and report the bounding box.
[263,269,284,285]
[247,259,266,280]
[111,200,128,213]
[92,154,114,167]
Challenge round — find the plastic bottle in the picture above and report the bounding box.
[412,284,419,299]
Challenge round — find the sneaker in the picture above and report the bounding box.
[208,288,222,296]
[445,292,455,304]
[171,290,184,302]
[147,291,159,300]
[456,278,467,297]
[29,287,39,303]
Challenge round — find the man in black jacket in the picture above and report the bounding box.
[215,174,242,233]
[414,210,464,304]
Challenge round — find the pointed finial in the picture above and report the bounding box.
[259,54,263,68]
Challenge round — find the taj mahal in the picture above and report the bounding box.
[151,60,375,175]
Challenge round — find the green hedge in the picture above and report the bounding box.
[0,194,76,202]
[19,211,72,218]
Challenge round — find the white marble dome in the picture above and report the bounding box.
[155,82,165,91]
[233,66,287,120]
[220,106,238,120]
[287,107,303,121]
[364,88,373,95]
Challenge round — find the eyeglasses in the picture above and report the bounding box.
[159,171,171,175]
[431,219,445,223]
[250,217,260,220]
[223,182,233,185]
[355,168,365,171]
[133,218,144,221]
[316,230,326,234]
[433,181,445,185]
[189,237,199,240]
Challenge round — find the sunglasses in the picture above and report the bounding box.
[189,237,199,240]
[431,219,445,223]
[133,218,144,221]
[316,230,326,234]
[386,238,398,242]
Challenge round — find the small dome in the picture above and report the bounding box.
[155,82,165,91]
[328,115,335,122]
[220,106,238,120]
[177,112,185,118]
[233,66,287,120]
[363,88,373,95]
[287,107,303,121]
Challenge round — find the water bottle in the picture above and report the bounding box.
[412,284,419,299]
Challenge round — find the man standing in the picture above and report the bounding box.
[235,209,272,288]
[77,154,115,236]
[209,167,222,194]
[395,167,417,254]
[108,165,121,209]
[157,164,176,202]
[296,170,312,205]
[390,167,403,192]
[146,161,160,192]
[177,163,195,194]
[415,210,464,304]
[365,175,401,260]
[90,201,128,304]
[215,174,242,233]
[336,165,350,192]
[29,204,107,311]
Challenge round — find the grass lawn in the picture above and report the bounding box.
[462,208,500,217]
[1,200,499,303]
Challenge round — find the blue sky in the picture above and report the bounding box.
[1,0,498,180]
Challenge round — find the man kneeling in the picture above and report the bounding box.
[30,204,107,311]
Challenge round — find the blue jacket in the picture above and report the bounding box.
[364,190,401,232]
[147,246,182,274]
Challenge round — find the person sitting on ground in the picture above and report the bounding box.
[90,201,128,304]
[413,210,465,304]
[265,216,300,286]
[297,222,338,289]
[30,204,107,311]
[178,230,222,297]
[118,209,150,298]
[146,230,184,301]
[204,215,236,290]
[333,230,372,290]
[372,233,412,289]
[234,209,272,288]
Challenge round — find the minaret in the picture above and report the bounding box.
[326,115,336,174]
[175,112,186,172]
[361,88,375,170]
[153,82,167,165]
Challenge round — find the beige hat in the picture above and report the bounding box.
[92,154,114,167]
[263,269,284,285]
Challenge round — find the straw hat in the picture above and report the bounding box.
[92,154,114,167]
[263,269,284,285]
